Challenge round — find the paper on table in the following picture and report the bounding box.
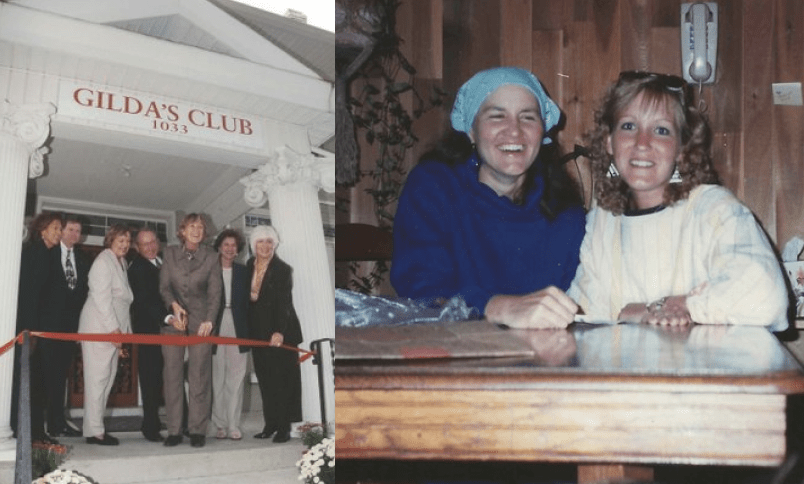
[336,319,537,360]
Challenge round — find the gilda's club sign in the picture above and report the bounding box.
[73,87,254,135]
[58,80,263,150]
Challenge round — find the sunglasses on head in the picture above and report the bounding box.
[617,70,689,109]
[618,70,686,90]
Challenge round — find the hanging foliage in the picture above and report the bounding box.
[336,0,446,294]
[346,0,445,226]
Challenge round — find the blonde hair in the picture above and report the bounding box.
[585,72,719,214]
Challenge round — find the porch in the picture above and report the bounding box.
[2,408,306,483]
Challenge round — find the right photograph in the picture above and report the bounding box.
[334,1,804,484]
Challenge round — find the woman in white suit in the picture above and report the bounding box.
[78,225,133,445]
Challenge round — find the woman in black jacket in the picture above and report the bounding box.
[247,225,303,443]
[12,212,63,443]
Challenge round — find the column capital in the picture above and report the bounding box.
[240,146,335,208]
[0,100,56,178]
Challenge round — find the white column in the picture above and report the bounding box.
[241,146,335,428]
[0,101,56,455]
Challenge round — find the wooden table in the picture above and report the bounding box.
[335,322,804,483]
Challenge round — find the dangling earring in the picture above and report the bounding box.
[669,166,682,184]
[607,163,620,178]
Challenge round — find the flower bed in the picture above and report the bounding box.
[31,442,69,480]
[296,423,334,484]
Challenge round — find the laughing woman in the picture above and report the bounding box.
[390,67,586,329]
[159,213,221,448]
[568,71,787,329]
[11,212,63,443]
[78,225,133,445]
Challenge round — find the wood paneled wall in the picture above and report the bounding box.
[341,0,804,253]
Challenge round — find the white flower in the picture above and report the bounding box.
[32,469,93,484]
[297,436,334,484]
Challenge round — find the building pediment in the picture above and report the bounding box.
[9,0,333,81]
[0,1,334,232]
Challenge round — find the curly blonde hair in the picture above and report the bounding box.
[585,71,719,214]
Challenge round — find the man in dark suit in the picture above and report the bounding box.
[39,214,89,438]
[128,227,169,442]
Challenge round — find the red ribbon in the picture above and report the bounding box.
[0,331,316,364]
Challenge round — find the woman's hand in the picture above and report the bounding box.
[197,321,213,337]
[170,302,188,331]
[618,295,692,326]
[484,286,578,329]
[269,332,284,347]
[643,295,691,326]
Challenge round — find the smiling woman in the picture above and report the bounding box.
[78,224,133,446]
[246,225,304,443]
[390,67,586,330]
[607,90,682,209]
[159,213,222,448]
[568,71,788,330]
[470,84,545,199]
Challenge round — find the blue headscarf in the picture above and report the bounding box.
[450,67,561,145]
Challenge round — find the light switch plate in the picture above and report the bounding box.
[772,82,803,106]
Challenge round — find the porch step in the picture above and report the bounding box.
[63,431,304,483]
[2,411,307,483]
[131,467,300,484]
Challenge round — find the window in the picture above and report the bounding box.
[38,197,173,247]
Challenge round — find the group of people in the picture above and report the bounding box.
[12,212,304,448]
[391,66,788,331]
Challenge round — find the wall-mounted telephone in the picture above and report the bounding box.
[681,2,718,84]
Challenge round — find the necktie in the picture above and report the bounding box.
[65,249,76,290]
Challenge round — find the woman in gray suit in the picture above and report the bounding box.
[78,225,133,446]
[159,213,221,448]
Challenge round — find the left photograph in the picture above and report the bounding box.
[0,0,334,482]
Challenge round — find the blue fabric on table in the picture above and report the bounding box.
[335,288,479,327]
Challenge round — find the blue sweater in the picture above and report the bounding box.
[390,155,586,312]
